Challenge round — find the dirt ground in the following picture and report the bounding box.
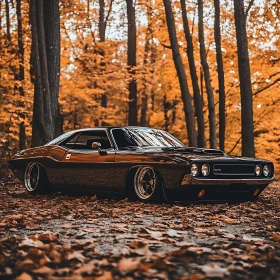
[0,179,279,280]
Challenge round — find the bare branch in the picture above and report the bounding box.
[245,0,255,19]
[253,77,280,96]
[105,0,114,25]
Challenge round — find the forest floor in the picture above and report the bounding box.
[0,178,279,280]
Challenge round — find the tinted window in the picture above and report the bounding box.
[45,131,75,146]
[112,128,184,148]
[62,133,80,149]
[74,131,111,150]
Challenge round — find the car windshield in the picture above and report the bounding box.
[112,128,185,148]
[45,131,75,146]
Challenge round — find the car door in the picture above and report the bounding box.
[61,130,115,191]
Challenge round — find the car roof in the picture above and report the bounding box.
[69,126,158,133]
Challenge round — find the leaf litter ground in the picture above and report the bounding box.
[0,180,279,279]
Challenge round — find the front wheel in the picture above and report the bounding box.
[133,166,163,202]
[24,163,52,194]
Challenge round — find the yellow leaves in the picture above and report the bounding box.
[119,257,140,275]
[271,232,280,242]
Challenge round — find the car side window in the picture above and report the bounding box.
[74,131,111,150]
[62,133,80,149]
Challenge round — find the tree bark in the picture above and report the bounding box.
[99,0,106,42]
[214,0,226,151]
[163,93,170,132]
[99,0,107,108]
[44,0,62,137]
[5,0,11,41]
[140,4,152,127]
[126,0,137,125]
[16,0,25,149]
[30,0,60,147]
[198,0,216,149]
[180,0,204,147]
[234,0,255,157]
[163,0,197,146]
[16,0,24,97]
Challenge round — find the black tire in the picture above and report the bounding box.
[24,163,53,194]
[133,166,164,203]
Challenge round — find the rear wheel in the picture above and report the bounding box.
[24,163,52,194]
[133,166,163,202]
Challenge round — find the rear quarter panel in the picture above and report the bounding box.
[9,145,67,185]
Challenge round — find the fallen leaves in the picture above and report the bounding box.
[67,251,86,262]
[0,182,279,279]
[200,264,229,278]
[119,257,140,275]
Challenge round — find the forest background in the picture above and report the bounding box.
[0,0,279,176]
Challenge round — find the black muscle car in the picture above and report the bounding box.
[8,126,274,202]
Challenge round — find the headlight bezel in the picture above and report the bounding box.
[263,165,270,177]
[201,163,210,176]
[255,165,261,176]
[191,163,199,176]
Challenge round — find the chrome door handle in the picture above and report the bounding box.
[65,154,71,160]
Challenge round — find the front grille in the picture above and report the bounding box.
[213,164,255,176]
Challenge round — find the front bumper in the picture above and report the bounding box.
[162,174,274,203]
[181,174,275,186]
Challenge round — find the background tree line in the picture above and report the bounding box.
[0,0,279,172]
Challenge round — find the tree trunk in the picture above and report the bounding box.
[5,0,11,41]
[234,0,255,157]
[16,0,24,97]
[214,0,226,152]
[163,0,197,147]
[19,122,25,150]
[198,0,216,149]
[30,0,60,147]
[16,0,25,149]
[99,0,106,42]
[126,0,137,126]
[140,4,152,127]
[180,0,204,147]
[163,93,170,132]
[99,0,108,109]
[44,0,62,137]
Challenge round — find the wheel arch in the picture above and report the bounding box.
[24,161,49,182]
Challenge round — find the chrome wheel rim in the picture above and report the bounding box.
[25,163,40,192]
[134,167,156,200]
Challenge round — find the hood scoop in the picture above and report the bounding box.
[184,148,225,156]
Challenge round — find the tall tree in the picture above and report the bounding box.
[99,0,106,42]
[126,0,137,126]
[5,0,11,42]
[140,3,153,127]
[214,0,225,151]
[16,0,26,150]
[234,0,255,157]
[30,0,61,147]
[98,0,113,109]
[180,0,204,147]
[163,0,197,146]
[198,0,216,149]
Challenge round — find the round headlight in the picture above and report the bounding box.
[263,165,270,177]
[191,164,199,176]
[255,165,261,176]
[201,164,210,176]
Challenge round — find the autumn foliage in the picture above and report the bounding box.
[0,0,279,174]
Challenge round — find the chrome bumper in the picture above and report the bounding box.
[181,174,275,186]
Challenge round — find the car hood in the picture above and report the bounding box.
[124,146,271,164]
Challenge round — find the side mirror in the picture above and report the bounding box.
[91,142,101,149]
